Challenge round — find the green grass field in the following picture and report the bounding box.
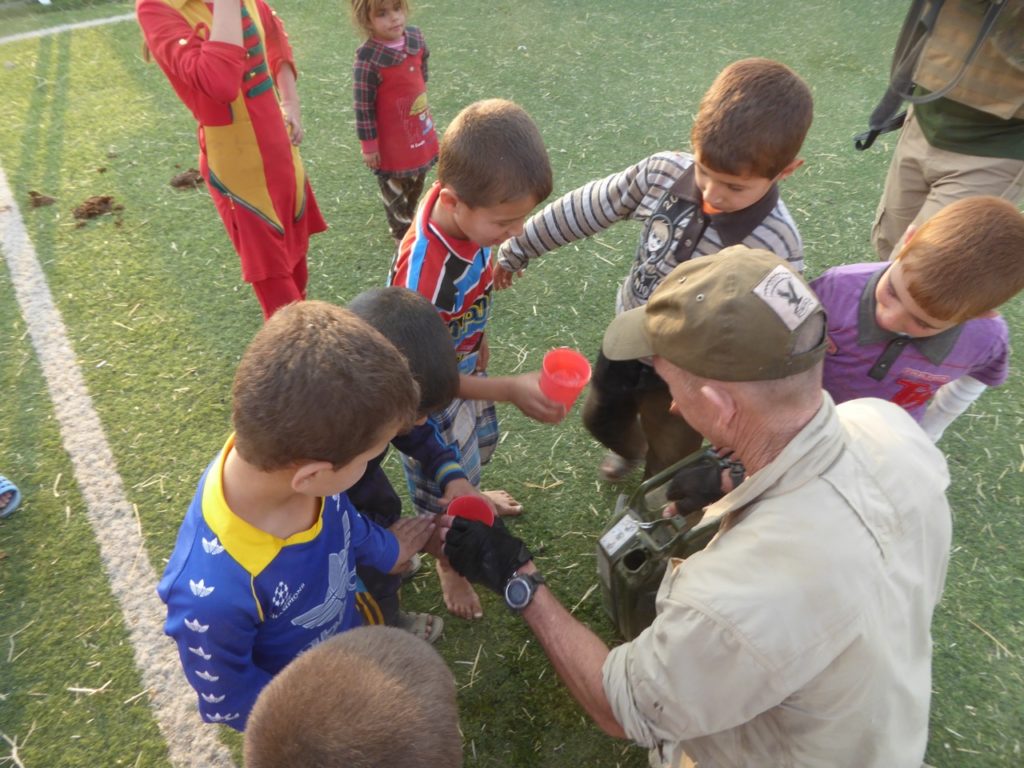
[1,1,1022,766]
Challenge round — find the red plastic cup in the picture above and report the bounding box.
[447,495,495,526]
[539,347,592,410]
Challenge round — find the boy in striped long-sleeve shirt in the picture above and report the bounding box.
[495,58,813,482]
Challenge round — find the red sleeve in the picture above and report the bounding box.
[258,1,296,81]
[136,0,245,104]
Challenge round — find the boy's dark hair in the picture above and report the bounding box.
[348,287,460,415]
[691,58,813,179]
[897,196,1024,323]
[232,301,419,471]
[243,626,462,768]
[349,0,411,39]
[437,98,553,208]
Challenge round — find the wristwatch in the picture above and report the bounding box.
[504,571,545,612]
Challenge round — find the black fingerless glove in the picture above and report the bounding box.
[443,518,533,594]
[665,449,745,515]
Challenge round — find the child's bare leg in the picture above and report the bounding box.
[482,489,523,517]
[436,556,483,620]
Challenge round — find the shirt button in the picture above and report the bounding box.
[683,239,692,247]
[178,38,187,45]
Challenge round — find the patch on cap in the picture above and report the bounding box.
[753,265,821,331]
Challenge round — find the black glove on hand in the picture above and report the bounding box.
[443,518,532,594]
[665,449,745,515]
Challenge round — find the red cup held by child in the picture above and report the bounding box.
[539,347,592,410]
[447,495,495,526]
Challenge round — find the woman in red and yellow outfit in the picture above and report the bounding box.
[137,0,327,319]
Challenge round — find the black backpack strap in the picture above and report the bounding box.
[855,0,941,150]
[854,0,1008,151]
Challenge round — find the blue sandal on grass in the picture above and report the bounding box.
[0,476,21,518]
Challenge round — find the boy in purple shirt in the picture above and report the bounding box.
[812,196,1024,441]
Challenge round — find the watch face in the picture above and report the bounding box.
[505,577,531,609]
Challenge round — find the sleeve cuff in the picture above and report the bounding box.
[435,462,468,489]
[497,243,527,271]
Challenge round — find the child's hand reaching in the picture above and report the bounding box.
[439,479,497,515]
[492,264,522,290]
[508,371,566,423]
[388,515,437,573]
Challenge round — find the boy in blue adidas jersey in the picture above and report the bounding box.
[157,301,437,731]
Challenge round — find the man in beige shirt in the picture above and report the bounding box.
[444,246,952,767]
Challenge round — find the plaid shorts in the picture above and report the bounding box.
[401,396,498,515]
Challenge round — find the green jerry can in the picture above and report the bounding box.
[596,450,723,641]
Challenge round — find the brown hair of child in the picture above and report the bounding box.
[691,58,813,179]
[243,626,462,768]
[896,196,1024,323]
[348,286,460,415]
[437,98,553,208]
[349,0,410,39]
[232,301,419,471]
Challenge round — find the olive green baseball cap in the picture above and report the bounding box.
[602,246,826,381]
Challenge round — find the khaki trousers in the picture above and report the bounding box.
[871,107,1024,260]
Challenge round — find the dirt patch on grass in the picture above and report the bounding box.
[73,195,124,226]
[28,190,56,207]
[169,168,203,189]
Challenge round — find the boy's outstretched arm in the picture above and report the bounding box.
[459,371,566,423]
[496,154,668,276]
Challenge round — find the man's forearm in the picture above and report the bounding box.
[519,566,627,738]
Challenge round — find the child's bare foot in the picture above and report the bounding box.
[436,559,483,619]
[483,489,523,517]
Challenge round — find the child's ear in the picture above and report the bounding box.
[291,461,334,493]
[774,157,804,183]
[437,186,461,211]
[892,224,918,259]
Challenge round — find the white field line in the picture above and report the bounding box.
[0,11,135,47]
[0,167,236,767]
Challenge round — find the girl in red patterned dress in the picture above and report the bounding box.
[350,0,439,245]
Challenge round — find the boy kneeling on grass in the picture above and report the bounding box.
[157,300,439,730]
